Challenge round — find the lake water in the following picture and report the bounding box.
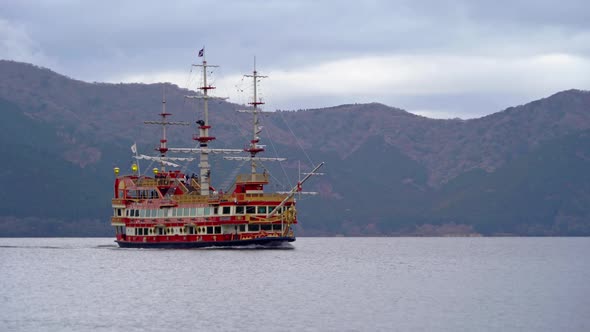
[1,237,589,331]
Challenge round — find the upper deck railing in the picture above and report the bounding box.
[235,173,269,183]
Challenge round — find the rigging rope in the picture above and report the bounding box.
[278,110,316,168]
[258,114,291,188]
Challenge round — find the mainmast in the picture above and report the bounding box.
[186,52,226,196]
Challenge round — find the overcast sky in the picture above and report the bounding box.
[1,0,589,118]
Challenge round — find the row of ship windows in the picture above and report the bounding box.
[114,206,285,218]
[117,224,284,236]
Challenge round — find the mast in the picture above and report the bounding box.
[244,57,268,178]
[225,59,286,176]
[159,87,169,170]
[186,51,226,196]
[143,85,190,171]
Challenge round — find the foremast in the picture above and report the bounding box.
[244,58,268,178]
[225,59,286,181]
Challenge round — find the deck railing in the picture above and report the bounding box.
[242,193,290,202]
[113,192,292,204]
[235,173,269,183]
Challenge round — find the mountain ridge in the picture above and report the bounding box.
[1,60,589,236]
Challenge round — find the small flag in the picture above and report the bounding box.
[131,143,137,154]
[198,48,204,57]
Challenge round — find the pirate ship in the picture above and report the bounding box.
[110,54,323,248]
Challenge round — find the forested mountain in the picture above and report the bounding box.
[1,60,589,236]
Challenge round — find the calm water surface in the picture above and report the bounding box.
[1,237,589,331]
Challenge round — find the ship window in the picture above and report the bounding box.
[257,206,267,214]
[249,224,259,232]
[139,228,144,235]
[215,226,221,234]
[183,208,190,216]
[222,206,231,215]
[139,210,145,218]
[157,210,163,218]
[207,226,213,234]
[213,207,218,215]
[204,207,211,215]
[172,209,177,217]
[273,224,282,231]
[239,225,246,232]
[246,206,255,214]
[261,224,272,231]
[236,206,244,214]
[190,208,197,217]
[125,210,129,217]
[195,208,203,216]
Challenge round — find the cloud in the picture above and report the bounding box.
[0,18,54,67]
[112,52,590,118]
[2,0,590,118]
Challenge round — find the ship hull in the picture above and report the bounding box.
[115,236,295,249]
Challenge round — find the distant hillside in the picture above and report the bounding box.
[1,60,589,236]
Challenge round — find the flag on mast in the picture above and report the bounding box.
[131,143,137,154]
[198,48,204,57]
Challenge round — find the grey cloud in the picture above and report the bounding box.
[1,0,589,118]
